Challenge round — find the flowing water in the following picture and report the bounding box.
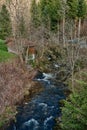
[6,73,66,130]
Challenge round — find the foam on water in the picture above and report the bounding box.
[39,103,48,108]
[36,73,53,84]
[44,116,54,130]
[38,103,48,113]
[43,73,53,80]
[6,72,66,130]
[54,64,60,68]
[23,119,39,130]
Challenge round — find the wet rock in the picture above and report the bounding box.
[34,70,44,79]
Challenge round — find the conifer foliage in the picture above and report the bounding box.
[67,0,78,19]
[30,0,87,32]
[31,0,41,27]
[31,0,62,31]
[61,80,87,130]
[0,4,12,40]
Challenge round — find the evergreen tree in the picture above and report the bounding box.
[0,4,12,40]
[61,81,87,130]
[67,0,78,19]
[18,15,26,37]
[39,0,62,31]
[66,0,87,39]
[77,0,87,18]
[77,0,87,40]
[30,0,41,27]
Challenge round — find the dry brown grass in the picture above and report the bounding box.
[0,58,36,115]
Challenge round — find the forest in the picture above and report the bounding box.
[0,0,87,130]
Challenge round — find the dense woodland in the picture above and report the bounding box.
[0,0,87,129]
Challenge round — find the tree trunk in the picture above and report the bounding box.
[57,22,60,44]
[25,46,29,64]
[78,18,81,43]
[63,17,65,47]
[71,67,75,93]
[74,18,77,39]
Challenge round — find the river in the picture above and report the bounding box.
[6,72,67,130]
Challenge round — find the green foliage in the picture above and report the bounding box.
[30,0,87,32]
[31,0,41,27]
[0,50,15,62]
[0,106,16,128]
[0,39,7,51]
[67,0,78,19]
[18,15,26,37]
[40,0,62,30]
[0,39,14,62]
[31,0,62,31]
[67,0,87,19]
[61,81,87,130]
[77,0,87,18]
[0,4,12,40]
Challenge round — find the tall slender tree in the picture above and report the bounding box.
[39,0,62,31]
[30,0,41,28]
[77,0,87,41]
[0,4,12,39]
[67,0,78,39]
[60,0,67,46]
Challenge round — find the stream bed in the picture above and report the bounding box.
[6,72,67,130]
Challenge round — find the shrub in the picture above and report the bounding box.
[61,81,87,130]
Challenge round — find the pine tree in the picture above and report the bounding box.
[0,4,12,40]
[67,0,78,19]
[18,15,26,37]
[30,0,41,27]
[61,81,87,130]
[77,0,87,18]
[39,0,62,31]
[67,0,87,39]
[77,0,87,40]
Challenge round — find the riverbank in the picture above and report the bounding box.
[1,43,87,130]
[5,72,67,130]
[0,58,40,129]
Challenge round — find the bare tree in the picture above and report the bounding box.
[5,0,33,64]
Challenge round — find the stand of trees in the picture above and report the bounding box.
[0,0,87,42]
[31,0,87,43]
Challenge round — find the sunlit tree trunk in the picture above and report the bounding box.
[78,18,81,43]
[57,21,60,44]
[74,18,77,39]
[63,17,65,47]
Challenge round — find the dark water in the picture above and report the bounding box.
[7,73,66,130]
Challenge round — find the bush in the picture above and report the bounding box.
[61,81,87,130]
